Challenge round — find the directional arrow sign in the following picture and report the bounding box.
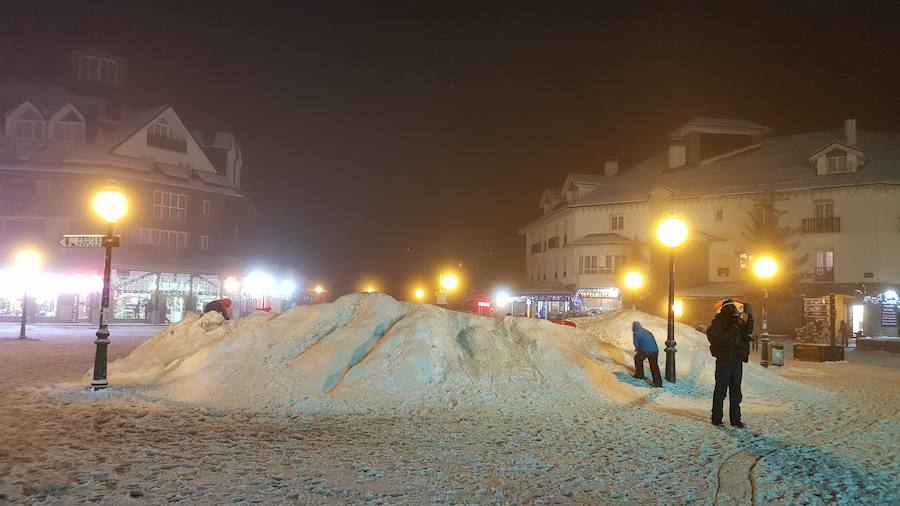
[59,235,121,248]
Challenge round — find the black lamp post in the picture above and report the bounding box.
[14,249,41,339]
[656,213,688,383]
[90,188,127,391]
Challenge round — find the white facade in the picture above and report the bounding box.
[520,117,900,331]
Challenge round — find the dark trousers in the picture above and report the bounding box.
[712,359,743,424]
[634,351,662,387]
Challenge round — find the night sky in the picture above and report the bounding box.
[4,1,900,296]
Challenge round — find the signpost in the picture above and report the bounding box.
[59,235,120,249]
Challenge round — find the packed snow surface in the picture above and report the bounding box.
[103,293,814,413]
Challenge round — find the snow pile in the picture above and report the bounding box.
[573,309,825,406]
[101,294,819,414]
[104,293,631,413]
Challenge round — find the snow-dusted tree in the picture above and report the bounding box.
[742,190,807,285]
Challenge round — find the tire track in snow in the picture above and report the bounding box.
[712,378,900,506]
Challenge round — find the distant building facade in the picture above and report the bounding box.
[0,49,255,323]
[519,117,900,336]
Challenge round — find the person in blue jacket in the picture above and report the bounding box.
[632,321,662,387]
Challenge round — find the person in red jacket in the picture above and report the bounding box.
[203,298,232,320]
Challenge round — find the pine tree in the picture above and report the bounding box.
[742,190,808,285]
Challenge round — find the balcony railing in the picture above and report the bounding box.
[815,267,835,281]
[147,132,188,153]
[802,217,841,233]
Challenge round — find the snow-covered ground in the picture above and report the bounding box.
[0,294,897,504]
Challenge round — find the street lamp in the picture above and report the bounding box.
[90,187,127,391]
[623,270,644,310]
[656,212,688,383]
[436,272,459,306]
[752,256,779,336]
[414,288,426,301]
[14,249,41,339]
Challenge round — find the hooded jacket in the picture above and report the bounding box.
[707,310,753,362]
[632,322,659,353]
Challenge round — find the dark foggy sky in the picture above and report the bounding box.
[4,1,900,296]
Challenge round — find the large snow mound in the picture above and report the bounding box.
[104,294,632,413]
[101,294,821,414]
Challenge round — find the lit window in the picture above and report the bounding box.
[135,227,188,256]
[201,199,211,216]
[580,255,599,275]
[152,190,188,223]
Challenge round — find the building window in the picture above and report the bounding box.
[599,254,627,274]
[610,214,624,231]
[814,200,834,218]
[826,151,848,173]
[15,120,44,139]
[153,191,188,223]
[563,258,567,277]
[199,235,209,251]
[815,250,834,281]
[201,199,211,216]
[79,56,118,84]
[717,267,730,278]
[548,236,560,249]
[149,118,175,140]
[714,208,723,221]
[579,255,599,275]
[135,228,188,256]
[554,259,559,279]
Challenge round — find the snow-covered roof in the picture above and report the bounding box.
[63,105,170,170]
[568,233,632,246]
[518,280,573,296]
[575,130,900,207]
[669,117,773,137]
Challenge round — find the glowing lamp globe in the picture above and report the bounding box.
[314,285,324,294]
[223,276,240,294]
[414,288,425,300]
[15,249,42,274]
[673,299,684,319]
[752,256,779,280]
[495,291,511,307]
[93,189,128,223]
[623,271,644,290]
[656,215,688,248]
[365,286,375,293]
[440,274,459,292]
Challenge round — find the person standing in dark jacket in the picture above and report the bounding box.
[707,300,753,427]
[632,321,662,387]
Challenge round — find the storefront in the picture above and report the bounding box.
[111,270,222,323]
[576,287,622,313]
[0,271,102,323]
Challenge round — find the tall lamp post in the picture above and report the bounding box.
[623,270,644,310]
[752,256,779,336]
[15,249,42,339]
[436,272,459,306]
[656,213,688,383]
[90,187,127,391]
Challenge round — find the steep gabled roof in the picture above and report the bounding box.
[670,117,773,137]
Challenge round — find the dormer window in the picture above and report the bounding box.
[826,150,848,173]
[78,55,120,85]
[14,108,45,139]
[52,111,85,144]
[150,118,175,139]
[146,117,187,153]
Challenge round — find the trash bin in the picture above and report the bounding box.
[771,342,784,367]
[759,336,771,367]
